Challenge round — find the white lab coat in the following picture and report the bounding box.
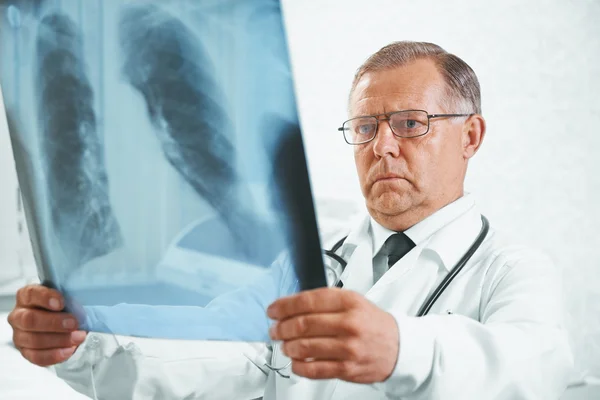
[52,197,574,399]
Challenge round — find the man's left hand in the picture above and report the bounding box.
[267,287,399,383]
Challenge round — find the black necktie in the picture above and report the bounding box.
[336,232,416,288]
[381,232,416,268]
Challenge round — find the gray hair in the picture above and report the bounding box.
[350,41,481,115]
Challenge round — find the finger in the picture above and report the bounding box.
[20,346,78,367]
[282,337,361,361]
[8,308,79,333]
[14,330,87,350]
[267,288,359,320]
[16,285,64,311]
[270,312,358,340]
[291,359,356,381]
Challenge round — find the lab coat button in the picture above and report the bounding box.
[124,342,141,356]
[86,334,102,350]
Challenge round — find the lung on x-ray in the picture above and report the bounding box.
[0,0,326,342]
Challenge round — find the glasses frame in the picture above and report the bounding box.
[338,109,475,145]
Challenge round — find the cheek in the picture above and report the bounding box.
[405,140,431,176]
[408,135,452,185]
[413,132,463,184]
[354,147,372,181]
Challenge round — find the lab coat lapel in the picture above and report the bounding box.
[365,244,424,304]
[337,216,373,295]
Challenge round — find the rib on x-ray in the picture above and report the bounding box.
[0,0,327,342]
[36,13,123,274]
[118,3,282,266]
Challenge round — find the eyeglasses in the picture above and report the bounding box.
[338,109,474,145]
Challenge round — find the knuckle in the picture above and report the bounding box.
[295,339,311,359]
[299,294,316,312]
[306,363,320,379]
[7,310,17,327]
[343,339,363,360]
[19,348,30,362]
[12,330,22,348]
[338,360,356,377]
[341,314,361,335]
[352,310,369,332]
[22,285,37,305]
[294,316,309,335]
[21,348,42,366]
[293,361,317,379]
[13,330,28,348]
[22,309,37,329]
[343,291,360,306]
[290,360,302,376]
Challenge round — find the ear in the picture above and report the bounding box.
[462,114,486,160]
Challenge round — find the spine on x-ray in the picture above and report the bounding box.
[35,13,122,272]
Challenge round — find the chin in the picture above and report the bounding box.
[367,191,413,217]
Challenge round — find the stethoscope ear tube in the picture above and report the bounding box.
[323,249,347,269]
[415,215,490,317]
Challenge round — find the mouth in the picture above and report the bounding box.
[374,174,404,183]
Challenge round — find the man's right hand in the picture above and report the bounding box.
[7,284,87,367]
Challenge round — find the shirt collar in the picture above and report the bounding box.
[369,193,480,270]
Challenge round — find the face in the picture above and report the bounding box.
[350,59,483,231]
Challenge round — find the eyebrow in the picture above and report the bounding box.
[351,108,423,118]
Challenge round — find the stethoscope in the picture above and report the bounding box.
[265,215,490,378]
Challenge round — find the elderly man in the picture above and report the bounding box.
[8,41,573,399]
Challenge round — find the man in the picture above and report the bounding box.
[8,41,574,399]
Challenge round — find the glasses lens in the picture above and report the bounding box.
[389,110,429,137]
[343,117,377,144]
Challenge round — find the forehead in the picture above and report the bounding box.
[350,59,448,116]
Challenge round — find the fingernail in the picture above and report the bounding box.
[63,318,76,329]
[269,322,278,339]
[71,331,86,343]
[49,298,61,310]
[60,346,76,359]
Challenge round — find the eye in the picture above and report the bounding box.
[350,118,376,136]
[357,123,375,135]
[405,119,418,129]
[387,111,429,137]
[391,118,423,131]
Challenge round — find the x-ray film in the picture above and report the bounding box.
[0,0,326,341]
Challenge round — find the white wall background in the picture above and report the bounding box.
[0,0,599,387]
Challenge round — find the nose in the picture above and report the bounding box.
[372,118,401,158]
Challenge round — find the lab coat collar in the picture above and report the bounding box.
[361,193,481,271]
[424,201,482,271]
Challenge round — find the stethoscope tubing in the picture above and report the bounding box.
[265,214,490,378]
[416,215,489,316]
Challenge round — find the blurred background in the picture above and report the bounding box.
[1,0,599,398]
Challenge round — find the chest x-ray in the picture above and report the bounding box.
[0,0,326,341]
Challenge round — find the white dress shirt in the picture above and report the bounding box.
[53,194,574,400]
